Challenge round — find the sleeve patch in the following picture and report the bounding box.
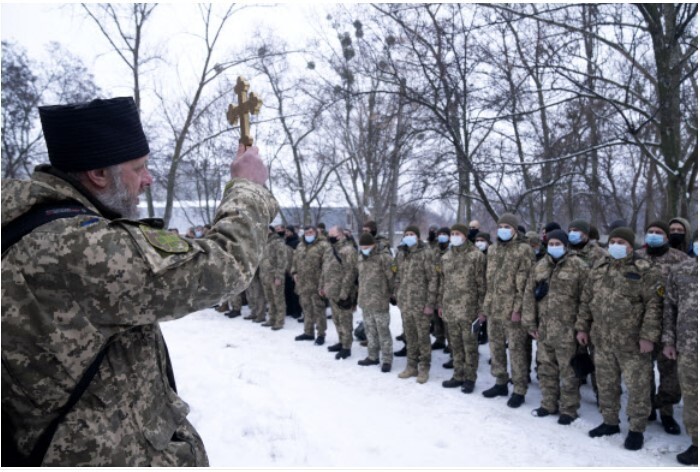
[139,225,190,254]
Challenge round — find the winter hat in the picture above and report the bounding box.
[437,226,451,236]
[544,221,561,233]
[451,223,470,238]
[589,225,600,241]
[646,220,670,236]
[39,97,150,172]
[359,233,375,246]
[608,219,628,232]
[609,227,636,248]
[568,219,591,236]
[497,213,519,230]
[525,231,540,245]
[547,229,569,246]
[363,220,378,236]
[475,231,491,243]
[404,225,421,238]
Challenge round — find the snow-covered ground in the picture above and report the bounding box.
[160,305,689,468]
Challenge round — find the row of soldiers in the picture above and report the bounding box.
[218,213,697,465]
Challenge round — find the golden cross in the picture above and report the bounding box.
[227,76,263,147]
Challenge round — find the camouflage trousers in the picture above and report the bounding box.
[488,319,529,395]
[678,351,698,446]
[650,344,681,416]
[362,310,393,364]
[330,300,354,349]
[299,292,326,337]
[432,310,447,343]
[595,349,651,432]
[400,304,432,371]
[445,316,478,382]
[230,273,266,320]
[536,339,580,416]
[261,276,286,328]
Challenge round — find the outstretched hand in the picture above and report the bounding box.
[230,145,268,186]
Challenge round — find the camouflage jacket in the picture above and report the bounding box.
[662,257,698,356]
[483,238,534,321]
[260,232,288,282]
[374,234,393,255]
[569,240,607,268]
[635,246,688,283]
[320,238,358,302]
[438,242,486,323]
[432,242,449,304]
[576,254,663,352]
[522,253,588,345]
[393,241,438,310]
[291,236,330,295]
[357,249,395,313]
[1,167,278,466]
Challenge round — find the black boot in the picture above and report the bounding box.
[531,406,557,417]
[507,393,525,408]
[442,378,462,388]
[358,357,380,366]
[225,309,241,318]
[381,363,392,373]
[482,383,508,398]
[677,445,698,466]
[461,380,475,394]
[558,414,577,425]
[648,408,657,421]
[442,359,454,369]
[295,333,314,341]
[327,343,342,352]
[660,415,681,435]
[624,431,644,451]
[335,348,351,359]
[588,423,620,438]
[431,339,446,350]
[395,333,405,342]
[297,316,305,323]
[314,335,325,346]
[394,345,407,357]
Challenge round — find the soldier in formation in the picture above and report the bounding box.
[259,226,289,330]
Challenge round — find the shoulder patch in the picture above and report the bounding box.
[435,263,442,273]
[656,284,665,298]
[391,262,398,273]
[634,258,651,271]
[139,225,190,254]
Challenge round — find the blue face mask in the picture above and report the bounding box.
[361,248,372,256]
[402,235,418,247]
[547,245,566,259]
[568,231,583,245]
[450,235,465,247]
[694,242,698,257]
[437,234,449,244]
[305,235,316,244]
[497,228,513,241]
[645,233,665,248]
[608,243,628,260]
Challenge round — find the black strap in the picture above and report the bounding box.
[2,201,99,254]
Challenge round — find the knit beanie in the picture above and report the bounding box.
[544,221,561,233]
[451,223,470,238]
[475,231,491,243]
[364,220,378,236]
[646,220,670,236]
[589,225,600,241]
[359,233,375,246]
[39,97,150,172]
[437,226,451,236]
[609,227,636,248]
[525,231,540,245]
[568,219,591,236]
[497,213,519,230]
[405,225,421,238]
[547,229,568,246]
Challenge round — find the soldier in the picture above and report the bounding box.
[361,220,392,255]
[576,227,662,451]
[525,230,545,261]
[635,220,687,434]
[291,226,330,345]
[437,224,486,393]
[668,217,693,255]
[474,232,491,254]
[356,233,395,372]
[283,225,303,319]
[482,213,533,408]
[394,226,439,384]
[662,230,698,465]
[260,226,288,330]
[1,97,276,466]
[427,224,440,249]
[522,230,588,425]
[567,219,607,267]
[467,220,481,242]
[320,226,358,359]
[241,268,267,323]
[431,227,451,352]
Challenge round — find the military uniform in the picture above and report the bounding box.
[1,168,277,466]
[663,258,698,447]
[438,242,486,385]
[432,242,450,347]
[394,241,439,379]
[320,238,358,350]
[292,236,330,339]
[522,253,588,417]
[482,237,533,396]
[636,246,687,420]
[357,248,395,365]
[576,254,662,433]
[260,232,288,328]
[569,240,606,268]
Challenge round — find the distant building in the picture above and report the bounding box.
[273,207,360,233]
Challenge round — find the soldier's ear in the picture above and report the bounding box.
[84,167,112,190]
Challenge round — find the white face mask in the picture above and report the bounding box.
[475,241,487,252]
[450,235,465,247]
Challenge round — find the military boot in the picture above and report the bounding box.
[381,363,392,373]
[243,314,256,320]
[335,349,351,360]
[482,383,508,398]
[358,357,380,366]
[431,338,446,350]
[660,415,681,435]
[327,343,342,353]
[442,377,462,388]
[623,431,644,451]
[416,367,429,384]
[507,393,525,408]
[557,414,577,425]
[394,345,407,357]
[461,380,475,394]
[225,309,241,318]
[261,321,273,327]
[588,423,620,438]
[398,365,418,379]
[442,359,454,369]
[295,333,314,341]
[677,445,698,466]
[314,335,325,346]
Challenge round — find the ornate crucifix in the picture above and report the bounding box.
[227,76,262,147]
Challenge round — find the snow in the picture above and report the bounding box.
[160,305,688,468]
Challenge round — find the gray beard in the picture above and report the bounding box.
[96,167,141,219]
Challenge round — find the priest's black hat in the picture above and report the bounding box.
[39,97,150,172]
